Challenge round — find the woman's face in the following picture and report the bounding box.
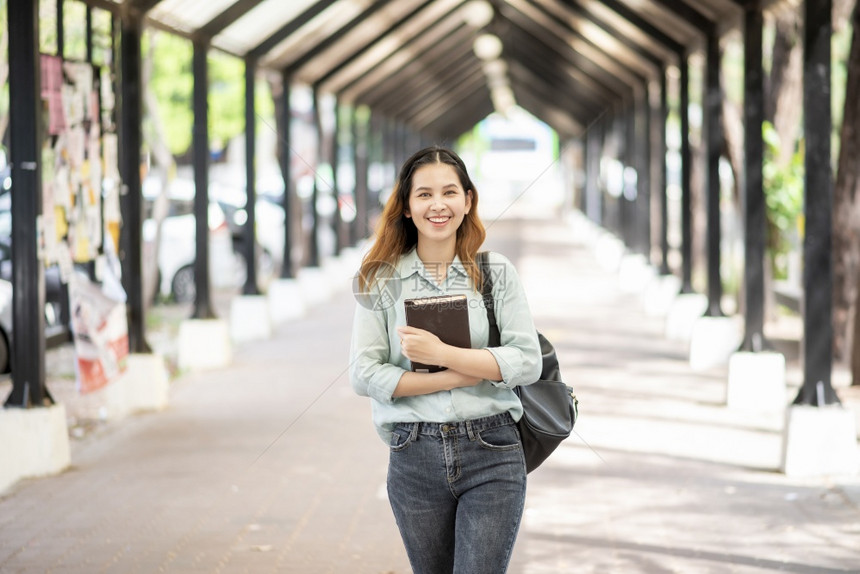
[404,162,471,249]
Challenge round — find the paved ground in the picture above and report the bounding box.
[1,213,860,573]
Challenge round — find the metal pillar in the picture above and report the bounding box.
[679,51,693,293]
[118,10,149,354]
[796,0,839,405]
[705,33,724,316]
[308,88,322,267]
[637,89,652,258]
[585,120,602,225]
[331,100,343,256]
[243,56,260,294]
[5,0,48,408]
[740,5,766,352]
[353,107,369,240]
[279,73,294,279]
[192,39,216,319]
[659,67,670,275]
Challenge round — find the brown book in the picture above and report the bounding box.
[404,294,471,373]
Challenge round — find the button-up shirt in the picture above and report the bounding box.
[349,248,541,443]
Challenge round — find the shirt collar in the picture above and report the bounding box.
[397,248,468,282]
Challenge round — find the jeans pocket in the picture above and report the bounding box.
[476,424,521,451]
[389,425,415,452]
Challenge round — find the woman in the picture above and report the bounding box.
[349,146,541,574]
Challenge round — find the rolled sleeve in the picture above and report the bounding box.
[484,253,542,389]
[349,302,404,404]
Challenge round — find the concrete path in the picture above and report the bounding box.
[1,214,859,573]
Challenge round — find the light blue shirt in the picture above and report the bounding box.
[349,248,542,443]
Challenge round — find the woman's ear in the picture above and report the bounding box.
[465,189,472,214]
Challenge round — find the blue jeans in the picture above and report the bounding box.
[387,413,527,574]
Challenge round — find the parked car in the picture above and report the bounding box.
[209,181,285,290]
[143,176,239,303]
[0,238,67,373]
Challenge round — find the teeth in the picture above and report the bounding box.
[429,217,449,223]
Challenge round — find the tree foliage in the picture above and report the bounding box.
[145,30,274,160]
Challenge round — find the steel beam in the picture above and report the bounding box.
[192,39,216,319]
[679,52,693,293]
[5,0,48,408]
[796,0,838,405]
[740,3,765,351]
[704,32,724,316]
[243,57,260,294]
[118,10,149,354]
[278,74,294,279]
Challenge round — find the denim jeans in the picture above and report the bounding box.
[387,412,527,574]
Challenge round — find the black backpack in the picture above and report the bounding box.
[478,252,578,473]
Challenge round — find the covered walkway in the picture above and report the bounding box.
[2,213,858,573]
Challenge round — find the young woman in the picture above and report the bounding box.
[349,146,541,574]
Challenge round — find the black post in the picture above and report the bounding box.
[680,52,693,293]
[795,0,839,405]
[623,104,636,250]
[308,88,321,267]
[279,72,294,279]
[118,10,149,354]
[638,88,651,258]
[353,107,369,240]
[740,4,766,352]
[243,56,260,294]
[192,39,216,319]
[705,32,724,317]
[586,120,602,225]
[331,99,343,256]
[5,0,48,408]
[659,66,670,275]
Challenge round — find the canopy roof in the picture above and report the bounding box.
[92,0,795,140]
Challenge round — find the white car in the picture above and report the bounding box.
[143,177,239,303]
[209,181,285,290]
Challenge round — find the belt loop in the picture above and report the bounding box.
[466,419,476,441]
[410,422,420,441]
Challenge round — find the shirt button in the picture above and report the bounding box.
[446,408,451,413]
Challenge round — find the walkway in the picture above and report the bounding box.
[1,213,859,573]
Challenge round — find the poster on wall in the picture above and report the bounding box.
[40,53,125,393]
[68,266,128,395]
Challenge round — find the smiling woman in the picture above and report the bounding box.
[349,146,542,574]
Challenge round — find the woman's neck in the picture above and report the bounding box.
[416,241,456,285]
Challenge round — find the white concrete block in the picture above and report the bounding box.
[618,254,655,294]
[664,293,708,341]
[689,316,743,371]
[298,267,333,308]
[100,353,170,418]
[594,234,625,272]
[642,274,682,317]
[267,279,306,324]
[177,319,232,372]
[322,256,353,294]
[0,404,71,494]
[781,404,859,477]
[230,295,272,344]
[726,352,787,411]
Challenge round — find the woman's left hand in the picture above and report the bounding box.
[397,326,447,366]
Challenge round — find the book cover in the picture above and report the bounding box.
[404,294,471,373]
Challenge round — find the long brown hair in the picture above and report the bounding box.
[358,146,486,291]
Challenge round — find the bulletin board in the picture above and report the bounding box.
[39,53,121,276]
[40,54,128,394]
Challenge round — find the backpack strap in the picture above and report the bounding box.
[477,251,501,347]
